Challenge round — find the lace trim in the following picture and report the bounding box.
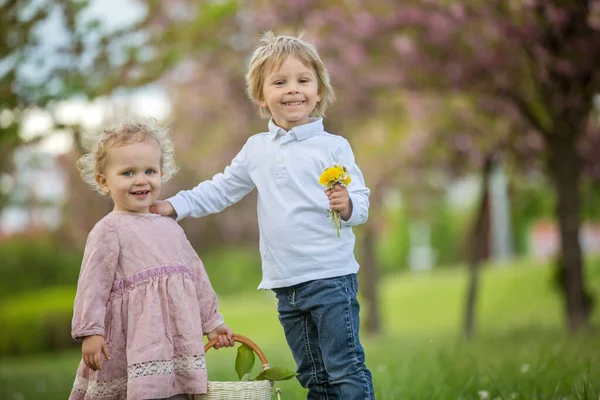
[72,375,127,397]
[128,355,206,379]
[71,355,205,396]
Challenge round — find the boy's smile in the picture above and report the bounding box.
[261,55,321,131]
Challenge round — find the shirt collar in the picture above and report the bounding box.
[267,118,324,141]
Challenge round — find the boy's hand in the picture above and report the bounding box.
[326,184,352,221]
[207,323,234,349]
[82,335,111,371]
[150,200,176,217]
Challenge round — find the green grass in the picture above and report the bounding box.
[1,258,599,399]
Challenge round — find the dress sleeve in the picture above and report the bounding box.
[183,236,225,334]
[71,221,119,340]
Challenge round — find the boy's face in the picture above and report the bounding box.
[96,137,163,214]
[261,55,321,131]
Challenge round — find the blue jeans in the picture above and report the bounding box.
[273,274,374,400]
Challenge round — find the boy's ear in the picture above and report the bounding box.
[96,174,110,194]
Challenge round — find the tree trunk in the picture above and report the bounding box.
[546,134,592,332]
[463,155,493,339]
[360,222,381,335]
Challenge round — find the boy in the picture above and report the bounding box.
[153,31,374,399]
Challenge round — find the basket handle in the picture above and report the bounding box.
[204,334,269,369]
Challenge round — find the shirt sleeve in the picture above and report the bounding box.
[71,222,119,341]
[168,140,256,222]
[182,236,224,334]
[334,138,370,227]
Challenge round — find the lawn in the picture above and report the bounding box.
[1,258,599,399]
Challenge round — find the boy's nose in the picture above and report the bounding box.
[286,84,299,94]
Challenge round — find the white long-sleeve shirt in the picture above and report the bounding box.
[169,118,370,289]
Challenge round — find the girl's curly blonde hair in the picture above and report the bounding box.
[246,31,336,119]
[77,118,178,194]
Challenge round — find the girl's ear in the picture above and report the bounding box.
[260,99,268,108]
[96,174,110,194]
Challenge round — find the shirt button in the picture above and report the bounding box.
[280,144,286,149]
[278,157,285,163]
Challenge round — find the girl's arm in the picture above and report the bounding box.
[168,140,256,221]
[71,221,119,340]
[335,138,371,226]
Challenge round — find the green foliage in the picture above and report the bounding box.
[378,202,471,273]
[252,366,297,382]
[430,200,470,266]
[581,180,600,221]
[0,234,82,301]
[234,344,297,382]
[377,206,410,272]
[0,287,76,356]
[201,246,263,295]
[235,344,254,380]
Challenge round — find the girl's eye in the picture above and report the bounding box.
[274,81,285,86]
[299,79,309,83]
[123,171,133,177]
[145,169,155,175]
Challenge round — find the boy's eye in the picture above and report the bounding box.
[145,169,155,175]
[123,171,133,177]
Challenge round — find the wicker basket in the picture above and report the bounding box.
[195,334,273,400]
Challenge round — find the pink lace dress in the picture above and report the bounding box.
[69,212,224,400]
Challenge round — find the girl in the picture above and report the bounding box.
[70,119,233,400]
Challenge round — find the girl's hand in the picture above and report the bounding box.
[82,335,111,371]
[207,323,234,349]
[326,184,352,221]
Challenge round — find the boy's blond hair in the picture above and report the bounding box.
[246,31,336,119]
[77,118,178,194]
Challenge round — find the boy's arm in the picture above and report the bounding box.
[335,139,370,227]
[168,141,255,221]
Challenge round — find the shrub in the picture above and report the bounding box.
[0,233,82,301]
[0,287,76,356]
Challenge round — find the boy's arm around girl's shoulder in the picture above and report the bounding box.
[167,137,257,222]
[71,219,120,341]
[334,137,370,227]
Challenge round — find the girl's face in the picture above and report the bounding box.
[96,137,163,214]
[260,55,321,131]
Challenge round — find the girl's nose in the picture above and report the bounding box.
[134,174,148,185]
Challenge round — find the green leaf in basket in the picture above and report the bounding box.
[252,366,298,381]
[235,344,255,380]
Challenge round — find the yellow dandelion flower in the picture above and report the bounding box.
[318,164,352,237]
[319,164,350,189]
